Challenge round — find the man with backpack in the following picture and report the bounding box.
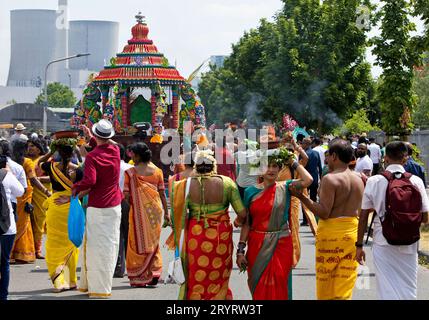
[356,141,429,300]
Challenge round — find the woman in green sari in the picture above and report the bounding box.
[169,149,247,300]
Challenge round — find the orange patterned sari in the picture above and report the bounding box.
[11,158,36,263]
[124,167,164,286]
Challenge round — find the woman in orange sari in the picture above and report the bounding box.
[237,148,313,300]
[10,139,51,263]
[123,142,170,287]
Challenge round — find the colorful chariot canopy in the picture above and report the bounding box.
[93,12,186,87]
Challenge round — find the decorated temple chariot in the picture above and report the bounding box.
[71,12,207,145]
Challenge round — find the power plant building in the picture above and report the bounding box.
[69,20,119,72]
[6,0,119,90]
[7,9,60,87]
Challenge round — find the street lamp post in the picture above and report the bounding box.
[43,53,90,135]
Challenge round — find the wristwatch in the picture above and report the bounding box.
[355,242,363,248]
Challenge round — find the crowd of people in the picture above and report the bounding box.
[0,120,428,301]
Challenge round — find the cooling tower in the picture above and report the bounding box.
[69,20,119,71]
[7,9,59,87]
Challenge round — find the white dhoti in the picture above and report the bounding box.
[372,244,418,300]
[78,205,121,298]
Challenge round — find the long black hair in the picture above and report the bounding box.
[0,140,11,158]
[57,145,74,178]
[130,142,152,164]
[0,155,7,169]
[28,137,47,156]
[11,139,28,165]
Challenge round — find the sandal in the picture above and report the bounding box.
[148,277,159,286]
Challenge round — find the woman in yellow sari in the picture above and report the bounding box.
[27,138,51,259]
[39,139,82,292]
[123,142,170,287]
[277,138,311,267]
[11,139,51,263]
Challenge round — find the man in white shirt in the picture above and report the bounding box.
[0,140,27,220]
[356,141,429,300]
[355,143,373,177]
[235,139,259,200]
[114,144,133,278]
[312,138,326,168]
[10,123,28,142]
[1,156,25,300]
[368,138,381,175]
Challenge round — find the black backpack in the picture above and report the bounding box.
[0,169,11,234]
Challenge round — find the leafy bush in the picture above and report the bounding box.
[334,109,380,136]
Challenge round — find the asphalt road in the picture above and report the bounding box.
[7,210,429,300]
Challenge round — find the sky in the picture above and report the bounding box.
[0,0,426,86]
[0,0,284,86]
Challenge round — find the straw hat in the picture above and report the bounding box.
[14,123,26,131]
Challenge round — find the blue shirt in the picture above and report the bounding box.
[304,148,322,185]
[404,158,427,188]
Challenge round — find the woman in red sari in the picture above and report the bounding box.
[237,148,313,299]
[123,142,170,287]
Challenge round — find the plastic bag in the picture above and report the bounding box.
[68,196,85,248]
[165,247,185,285]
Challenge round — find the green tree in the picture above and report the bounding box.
[199,66,251,127]
[412,60,429,128]
[35,82,76,108]
[335,108,380,136]
[199,0,376,133]
[371,0,429,135]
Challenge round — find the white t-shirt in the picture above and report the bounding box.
[235,150,259,188]
[119,160,133,192]
[7,158,27,203]
[1,170,25,235]
[361,164,429,254]
[10,133,28,142]
[313,146,326,167]
[355,155,373,175]
[368,143,381,164]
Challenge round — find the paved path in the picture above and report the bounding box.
[8,212,429,300]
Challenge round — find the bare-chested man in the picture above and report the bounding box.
[291,139,364,300]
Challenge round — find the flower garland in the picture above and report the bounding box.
[250,147,294,169]
[50,138,77,153]
[194,148,217,174]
